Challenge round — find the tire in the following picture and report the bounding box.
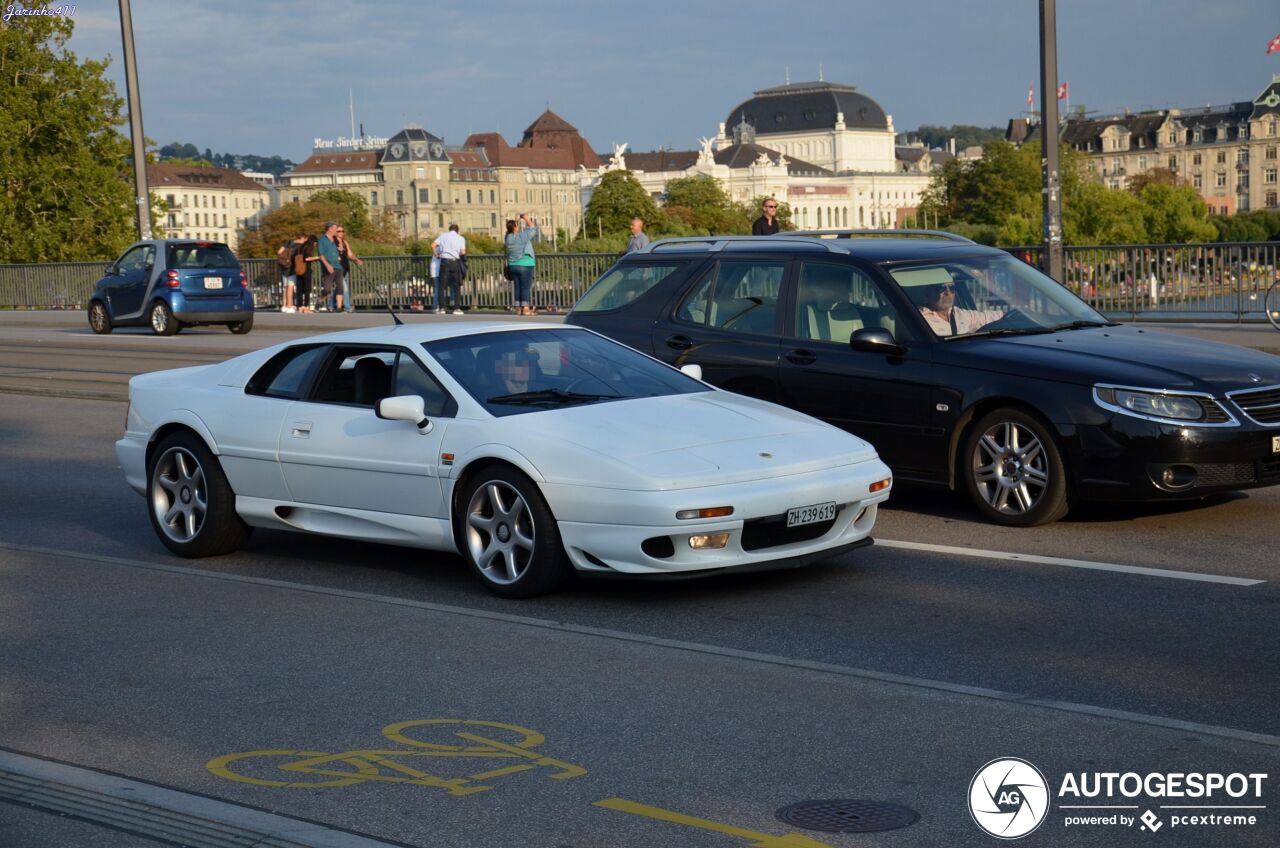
[150,301,177,336]
[88,301,112,334]
[146,432,250,557]
[458,465,569,598]
[961,407,1071,527]
[228,315,254,334]
[1265,282,1280,332]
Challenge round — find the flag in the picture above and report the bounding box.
[1027,83,1034,108]
[1268,33,1280,54]
[1057,81,1069,100]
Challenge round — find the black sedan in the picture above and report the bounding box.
[567,233,1280,526]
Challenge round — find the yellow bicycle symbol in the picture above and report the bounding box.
[207,719,586,795]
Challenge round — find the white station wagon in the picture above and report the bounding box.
[116,322,892,597]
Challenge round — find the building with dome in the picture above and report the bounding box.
[581,80,935,231]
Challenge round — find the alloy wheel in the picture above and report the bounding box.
[150,446,207,543]
[465,480,536,586]
[971,420,1050,516]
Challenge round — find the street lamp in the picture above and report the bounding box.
[118,0,151,240]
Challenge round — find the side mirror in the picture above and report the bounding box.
[679,363,703,381]
[850,327,907,357]
[375,395,433,434]
[104,264,117,276]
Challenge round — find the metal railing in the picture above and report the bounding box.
[1007,241,1280,322]
[2,242,1278,322]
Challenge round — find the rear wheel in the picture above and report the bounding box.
[458,465,569,598]
[147,432,250,556]
[962,408,1071,527]
[228,315,254,334]
[150,301,177,336]
[88,301,112,334]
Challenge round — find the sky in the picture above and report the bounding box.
[49,0,1280,164]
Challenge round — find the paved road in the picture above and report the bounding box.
[1,311,1278,846]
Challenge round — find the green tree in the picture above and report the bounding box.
[583,170,659,239]
[662,174,751,234]
[1137,183,1216,243]
[911,124,1006,151]
[0,15,136,262]
[308,188,371,236]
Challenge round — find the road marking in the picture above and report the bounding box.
[3,541,1279,749]
[875,539,1264,586]
[208,719,586,793]
[594,798,832,847]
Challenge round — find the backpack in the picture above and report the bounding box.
[276,243,292,270]
[292,247,307,277]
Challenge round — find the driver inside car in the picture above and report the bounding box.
[493,348,536,395]
[918,281,1006,337]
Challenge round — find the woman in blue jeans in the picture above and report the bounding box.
[504,214,539,315]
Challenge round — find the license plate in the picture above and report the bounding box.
[786,501,836,528]
[204,277,223,289]
[1273,435,1280,454]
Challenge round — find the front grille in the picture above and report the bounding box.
[741,509,840,552]
[1196,398,1233,424]
[1195,463,1257,487]
[1227,385,1280,425]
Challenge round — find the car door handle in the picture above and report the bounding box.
[665,334,694,351]
[290,421,312,439]
[785,349,818,366]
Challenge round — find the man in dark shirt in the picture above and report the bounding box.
[752,198,780,235]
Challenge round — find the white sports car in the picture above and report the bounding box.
[116,322,892,597]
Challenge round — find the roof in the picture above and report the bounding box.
[463,130,597,170]
[147,163,270,192]
[714,143,831,175]
[726,80,891,136]
[522,109,580,136]
[285,320,588,347]
[628,233,999,263]
[624,150,699,172]
[289,151,382,174]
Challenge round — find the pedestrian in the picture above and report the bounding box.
[317,221,344,313]
[626,217,650,253]
[334,226,363,313]
[429,252,441,313]
[276,234,303,313]
[752,198,781,235]
[294,234,320,313]
[433,223,467,315]
[504,213,539,316]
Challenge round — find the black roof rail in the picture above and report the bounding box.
[780,228,975,243]
[637,235,844,254]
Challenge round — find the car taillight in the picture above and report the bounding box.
[240,271,248,288]
[165,270,180,288]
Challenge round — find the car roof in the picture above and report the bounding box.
[284,320,592,347]
[628,231,1006,264]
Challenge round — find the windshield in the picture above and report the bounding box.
[425,328,709,417]
[889,256,1108,339]
[572,263,682,312]
[168,243,239,269]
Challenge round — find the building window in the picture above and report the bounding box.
[1266,168,1277,184]
[1138,155,1148,170]
[1216,172,1227,188]
[491,213,497,228]
[1168,155,1177,170]
[1270,122,1277,137]
[1266,191,1277,208]
[466,189,472,204]
[1193,174,1202,189]
[371,191,378,206]
[1193,129,1203,143]
[419,188,429,203]
[396,189,404,205]
[438,213,444,227]
[416,167,424,178]
[1193,153,1202,166]
[1238,174,1250,189]
[1216,151,1227,164]
[437,189,443,204]
[1237,150,1249,164]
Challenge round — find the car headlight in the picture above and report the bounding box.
[1094,386,1204,421]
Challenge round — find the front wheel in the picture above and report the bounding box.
[88,301,112,334]
[1265,282,1280,331]
[961,408,1071,527]
[458,466,569,598]
[150,301,177,336]
[147,432,250,556]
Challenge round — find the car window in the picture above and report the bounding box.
[309,349,396,407]
[794,262,902,343]
[169,243,239,269]
[246,345,327,399]
[392,351,452,417]
[116,245,150,274]
[573,264,683,312]
[675,260,784,334]
[426,328,708,417]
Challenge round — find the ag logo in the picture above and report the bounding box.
[969,758,1049,839]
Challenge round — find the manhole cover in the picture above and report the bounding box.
[776,799,919,833]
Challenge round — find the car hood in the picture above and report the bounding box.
[950,325,1280,393]
[503,390,881,490]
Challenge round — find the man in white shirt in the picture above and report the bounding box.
[432,224,467,315]
[918,282,1005,336]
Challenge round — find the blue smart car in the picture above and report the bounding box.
[87,239,254,335]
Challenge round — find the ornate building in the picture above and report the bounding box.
[581,80,934,231]
[150,163,270,250]
[1008,75,1280,215]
